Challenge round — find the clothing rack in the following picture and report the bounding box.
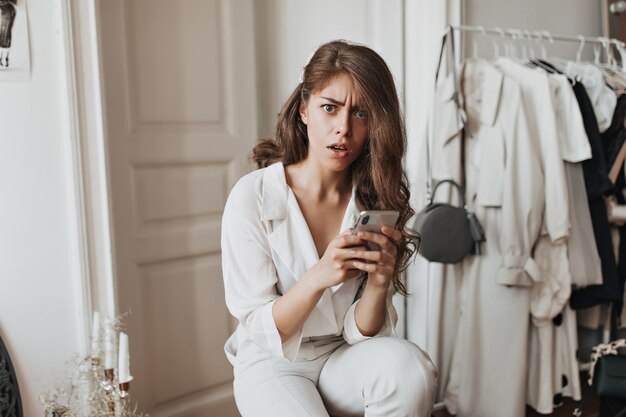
[420,23,624,416]
[449,24,626,48]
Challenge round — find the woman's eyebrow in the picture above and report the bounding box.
[320,96,362,108]
[320,96,344,105]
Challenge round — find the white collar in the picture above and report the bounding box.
[260,161,359,231]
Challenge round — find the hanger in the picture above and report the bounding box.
[542,30,555,49]
[595,37,626,91]
[494,26,509,58]
[515,29,530,61]
[576,35,586,63]
[593,42,602,65]
[541,30,571,73]
[523,30,536,60]
[531,30,547,60]
[519,30,529,60]
[472,32,480,59]
[474,26,497,59]
[482,26,499,59]
[507,29,523,61]
[527,31,561,73]
[614,40,626,73]
[515,29,529,61]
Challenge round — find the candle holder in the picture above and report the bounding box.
[119,381,130,398]
[103,368,115,391]
[39,313,146,417]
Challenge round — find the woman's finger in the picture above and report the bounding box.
[352,261,393,274]
[336,247,368,261]
[349,249,392,264]
[356,230,391,249]
[381,226,403,242]
[335,234,366,248]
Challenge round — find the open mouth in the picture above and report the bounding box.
[327,144,349,153]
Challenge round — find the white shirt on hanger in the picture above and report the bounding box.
[565,62,617,133]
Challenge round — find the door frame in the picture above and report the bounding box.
[59,0,118,351]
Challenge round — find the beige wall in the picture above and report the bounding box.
[464,0,602,58]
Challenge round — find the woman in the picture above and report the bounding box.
[221,40,437,417]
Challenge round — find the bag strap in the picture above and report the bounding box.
[448,28,467,193]
[425,31,449,204]
[426,26,463,205]
[588,338,626,385]
[430,179,467,208]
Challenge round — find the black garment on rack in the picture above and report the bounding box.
[613,167,626,334]
[603,94,626,331]
[604,95,626,172]
[537,59,619,308]
[569,82,620,309]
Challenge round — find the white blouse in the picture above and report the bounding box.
[221,162,396,364]
[565,61,617,133]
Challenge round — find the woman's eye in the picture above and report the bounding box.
[322,104,336,113]
[353,110,367,119]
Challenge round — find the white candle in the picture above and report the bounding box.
[118,332,133,383]
[104,318,116,369]
[91,311,101,356]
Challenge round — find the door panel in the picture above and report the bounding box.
[98,1,255,415]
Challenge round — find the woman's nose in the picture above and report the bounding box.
[336,110,352,137]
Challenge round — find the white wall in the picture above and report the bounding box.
[0,1,84,416]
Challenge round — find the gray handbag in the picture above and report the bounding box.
[414,28,485,264]
[415,179,484,263]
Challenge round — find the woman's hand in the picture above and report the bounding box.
[308,229,367,290]
[351,226,402,289]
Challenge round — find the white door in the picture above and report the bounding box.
[97,1,256,415]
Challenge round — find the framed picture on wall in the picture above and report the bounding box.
[0,0,30,81]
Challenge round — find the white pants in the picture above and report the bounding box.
[232,335,437,417]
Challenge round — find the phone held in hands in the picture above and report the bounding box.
[351,210,400,251]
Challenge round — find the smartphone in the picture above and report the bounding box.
[351,210,400,251]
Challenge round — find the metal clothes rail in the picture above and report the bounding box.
[448,24,626,48]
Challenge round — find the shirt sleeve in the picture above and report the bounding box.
[498,84,545,287]
[555,76,592,163]
[534,73,570,243]
[342,284,398,344]
[221,176,303,362]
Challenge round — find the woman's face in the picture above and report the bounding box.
[299,73,368,172]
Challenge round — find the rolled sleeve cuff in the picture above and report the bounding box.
[258,301,302,362]
[497,255,541,287]
[342,300,396,345]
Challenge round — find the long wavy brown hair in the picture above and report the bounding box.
[252,40,419,295]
